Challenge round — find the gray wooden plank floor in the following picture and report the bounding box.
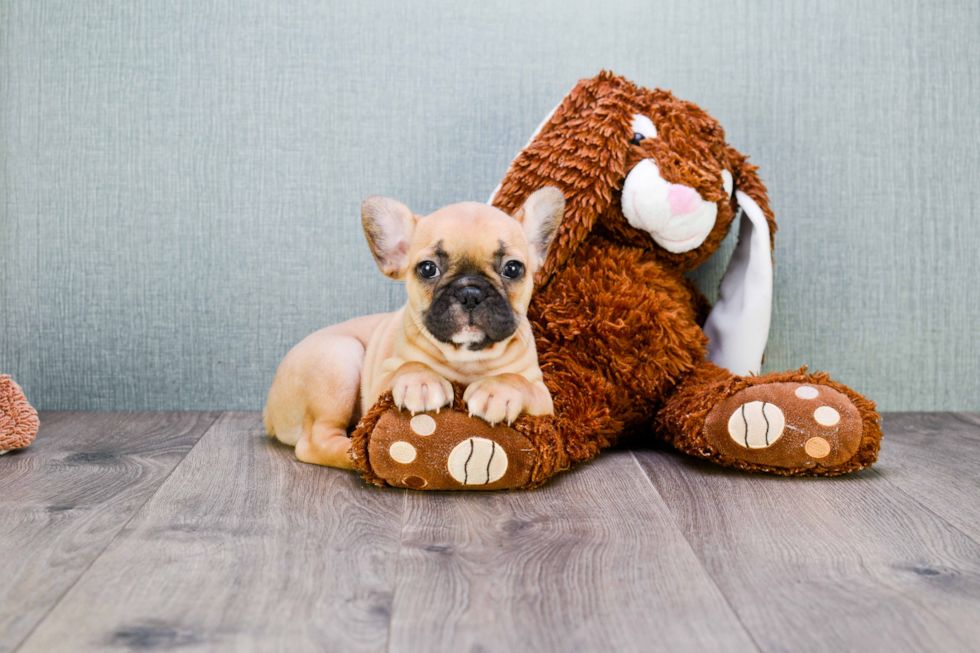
[0,412,220,653]
[2,411,979,653]
[15,413,405,653]
[634,429,980,652]
[872,412,980,545]
[389,454,756,653]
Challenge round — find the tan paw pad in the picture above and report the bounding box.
[727,401,785,449]
[447,437,508,485]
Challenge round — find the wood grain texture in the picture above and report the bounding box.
[16,412,405,653]
[875,412,980,544]
[0,411,218,653]
[634,439,980,653]
[8,412,980,652]
[387,450,759,653]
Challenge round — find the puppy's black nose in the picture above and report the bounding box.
[455,285,485,310]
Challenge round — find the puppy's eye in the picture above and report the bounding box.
[630,132,644,146]
[501,261,525,280]
[416,261,440,279]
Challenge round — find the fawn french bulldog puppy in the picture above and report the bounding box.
[263,188,564,468]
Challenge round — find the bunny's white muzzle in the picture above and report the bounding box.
[621,159,731,253]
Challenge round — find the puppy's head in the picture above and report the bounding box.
[362,188,564,357]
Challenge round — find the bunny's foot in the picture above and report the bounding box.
[703,382,864,469]
[659,364,882,475]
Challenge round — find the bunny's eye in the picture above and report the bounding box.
[630,114,658,143]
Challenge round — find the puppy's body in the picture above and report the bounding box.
[264,193,563,469]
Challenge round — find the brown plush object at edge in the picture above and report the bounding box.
[0,375,39,452]
[351,72,881,489]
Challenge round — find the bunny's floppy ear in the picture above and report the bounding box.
[490,72,635,287]
[726,150,778,251]
[703,152,778,376]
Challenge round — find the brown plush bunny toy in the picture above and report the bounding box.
[351,72,881,490]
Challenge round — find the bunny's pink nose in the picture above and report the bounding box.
[666,184,701,215]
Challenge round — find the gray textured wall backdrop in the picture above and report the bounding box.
[1,0,978,411]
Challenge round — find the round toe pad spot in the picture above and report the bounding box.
[795,386,819,400]
[813,406,841,426]
[410,414,437,436]
[389,441,417,463]
[805,437,832,459]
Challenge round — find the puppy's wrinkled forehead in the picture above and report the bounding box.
[412,202,528,265]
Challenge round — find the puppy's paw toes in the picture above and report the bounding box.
[392,374,453,414]
[366,409,536,490]
[466,395,512,426]
[464,379,526,426]
[704,382,865,470]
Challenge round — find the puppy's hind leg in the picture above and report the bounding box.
[296,419,355,470]
[265,329,366,469]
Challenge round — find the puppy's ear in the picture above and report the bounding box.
[513,187,565,271]
[361,196,417,279]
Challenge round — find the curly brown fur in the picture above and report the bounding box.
[0,375,39,452]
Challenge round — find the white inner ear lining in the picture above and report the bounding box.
[722,170,734,197]
[703,190,773,377]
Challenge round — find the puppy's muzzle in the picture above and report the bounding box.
[454,283,486,311]
[423,274,516,348]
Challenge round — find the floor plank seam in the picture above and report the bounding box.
[383,490,410,653]
[950,412,980,429]
[627,452,765,653]
[8,411,223,653]
[868,466,980,549]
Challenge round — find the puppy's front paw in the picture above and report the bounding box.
[391,368,453,414]
[464,375,529,426]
